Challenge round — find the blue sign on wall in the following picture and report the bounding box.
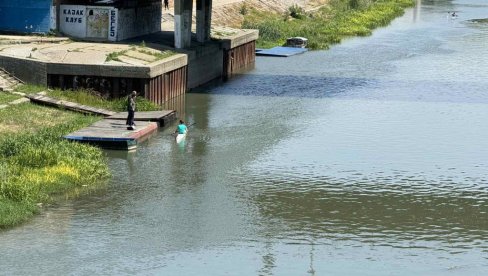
[0,0,53,33]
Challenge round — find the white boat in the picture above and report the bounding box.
[175,130,187,143]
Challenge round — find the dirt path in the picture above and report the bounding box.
[212,0,329,27]
[163,0,329,28]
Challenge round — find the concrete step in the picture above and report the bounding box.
[0,68,22,91]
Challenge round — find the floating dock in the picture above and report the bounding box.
[64,110,176,150]
[26,94,177,150]
[255,47,308,57]
[106,110,175,127]
[64,120,158,151]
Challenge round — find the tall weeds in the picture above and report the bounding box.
[46,89,161,112]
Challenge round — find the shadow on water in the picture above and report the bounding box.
[196,74,372,98]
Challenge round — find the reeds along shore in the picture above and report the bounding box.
[243,0,415,50]
[0,86,160,228]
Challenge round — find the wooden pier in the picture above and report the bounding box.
[106,110,176,126]
[64,110,176,150]
[26,94,177,150]
[65,120,157,151]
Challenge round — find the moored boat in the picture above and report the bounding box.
[286,37,308,48]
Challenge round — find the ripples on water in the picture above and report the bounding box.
[235,166,488,249]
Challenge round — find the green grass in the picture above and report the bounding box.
[45,89,161,112]
[105,50,128,62]
[0,93,21,105]
[0,103,109,228]
[243,0,415,50]
[0,103,90,135]
[14,84,45,95]
[137,48,175,61]
[0,199,39,227]
[106,46,176,62]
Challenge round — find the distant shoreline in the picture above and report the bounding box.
[241,0,415,50]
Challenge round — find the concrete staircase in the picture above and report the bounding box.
[0,68,23,92]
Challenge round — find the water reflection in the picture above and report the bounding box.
[413,0,421,22]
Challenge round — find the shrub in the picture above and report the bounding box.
[288,4,306,19]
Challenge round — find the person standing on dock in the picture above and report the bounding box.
[126,91,137,130]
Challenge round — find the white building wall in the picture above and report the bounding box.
[59,4,161,41]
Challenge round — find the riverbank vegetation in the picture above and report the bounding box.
[45,89,160,112]
[242,0,415,49]
[14,84,161,111]
[0,92,21,104]
[0,85,162,228]
[0,103,109,228]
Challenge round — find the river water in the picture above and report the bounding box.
[2,0,488,275]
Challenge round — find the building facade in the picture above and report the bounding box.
[0,0,161,41]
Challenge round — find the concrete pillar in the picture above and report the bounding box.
[55,0,61,35]
[174,0,193,49]
[196,0,212,43]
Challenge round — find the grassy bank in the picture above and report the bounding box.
[0,85,163,228]
[0,101,111,228]
[243,0,415,49]
[0,93,21,105]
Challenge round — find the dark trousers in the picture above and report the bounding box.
[127,110,135,126]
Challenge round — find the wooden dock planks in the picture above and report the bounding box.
[64,120,159,151]
[27,93,177,150]
[64,110,177,150]
[106,110,176,126]
[26,94,116,117]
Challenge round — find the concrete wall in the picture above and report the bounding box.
[116,4,162,41]
[0,56,47,85]
[186,43,223,89]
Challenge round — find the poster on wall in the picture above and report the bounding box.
[86,7,109,39]
[60,5,86,38]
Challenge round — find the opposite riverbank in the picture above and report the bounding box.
[219,0,415,49]
[0,86,160,228]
